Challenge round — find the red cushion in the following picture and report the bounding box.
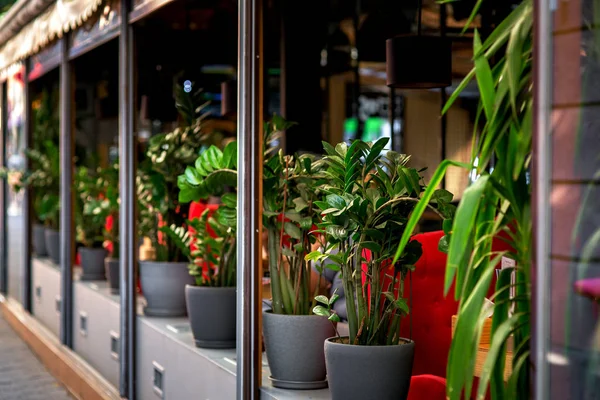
[400,231,457,378]
[400,230,512,391]
[407,374,447,400]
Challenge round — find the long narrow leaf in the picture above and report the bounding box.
[446,175,490,296]
[394,160,471,264]
[473,30,496,121]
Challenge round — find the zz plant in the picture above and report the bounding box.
[309,137,455,346]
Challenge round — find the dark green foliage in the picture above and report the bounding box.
[137,84,226,262]
[309,137,454,346]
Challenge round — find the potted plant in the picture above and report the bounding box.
[309,138,454,400]
[103,164,120,293]
[136,84,214,317]
[84,163,120,292]
[0,138,61,261]
[18,140,60,263]
[162,200,237,348]
[75,166,109,280]
[29,89,60,258]
[394,2,533,398]
[178,117,335,389]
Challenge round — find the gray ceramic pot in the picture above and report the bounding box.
[105,258,119,294]
[32,224,47,257]
[263,311,335,390]
[44,228,60,265]
[186,285,236,348]
[79,247,107,281]
[324,337,415,400]
[140,261,195,317]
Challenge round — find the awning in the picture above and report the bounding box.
[0,0,103,71]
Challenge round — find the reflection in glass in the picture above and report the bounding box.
[5,65,25,304]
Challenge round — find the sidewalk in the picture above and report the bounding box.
[0,312,71,400]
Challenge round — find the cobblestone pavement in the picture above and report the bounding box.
[0,312,71,400]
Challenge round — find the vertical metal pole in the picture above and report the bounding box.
[59,36,73,348]
[119,0,136,396]
[352,0,361,140]
[237,0,263,397]
[440,2,448,190]
[534,0,551,397]
[388,87,395,150]
[22,59,32,312]
[0,81,6,295]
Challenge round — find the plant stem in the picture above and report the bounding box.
[268,228,284,314]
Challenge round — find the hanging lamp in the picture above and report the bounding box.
[386,0,451,89]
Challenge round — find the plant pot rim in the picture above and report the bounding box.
[139,260,190,266]
[263,309,323,319]
[79,246,106,251]
[45,228,59,233]
[105,257,119,262]
[185,284,236,291]
[325,336,414,347]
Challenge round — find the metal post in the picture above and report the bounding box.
[440,2,448,190]
[59,36,73,348]
[389,87,395,151]
[22,58,32,312]
[534,0,551,397]
[119,0,136,396]
[236,0,263,397]
[0,82,6,295]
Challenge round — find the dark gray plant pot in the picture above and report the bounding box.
[324,337,415,400]
[44,228,60,265]
[186,285,236,348]
[263,311,335,390]
[140,261,195,317]
[79,247,107,281]
[33,224,48,257]
[105,258,119,294]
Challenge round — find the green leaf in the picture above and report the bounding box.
[446,175,490,296]
[433,188,453,204]
[393,298,410,315]
[314,295,329,305]
[284,222,302,240]
[312,305,330,318]
[305,250,324,262]
[360,241,382,254]
[222,141,237,169]
[326,194,346,210]
[206,146,223,170]
[473,30,496,120]
[476,312,528,399]
[328,313,341,323]
[329,293,340,305]
[300,217,313,230]
[394,160,470,264]
[326,225,347,241]
[221,193,237,209]
[185,166,202,185]
[293,197,309,212]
